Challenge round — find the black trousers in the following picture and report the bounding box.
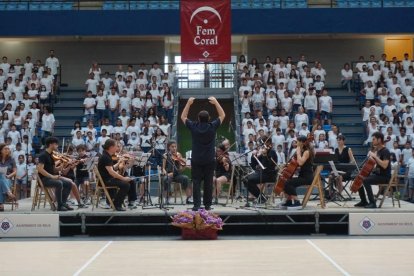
[246,172,276,198]
[191,162,215,208]
[358,174,390,204]
[42,177,72,207]
[106,178,131,207]
[284,176,314,196]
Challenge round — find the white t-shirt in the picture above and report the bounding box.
[304,94,317,111]
[72,137,85,147]
[97,136,110,154]
[294,113,309,131]
[100,125,113,136]
[85,79,99,95]
[243,128,256,143]
[271,134,285,150]
[7,130,21,145]
[83,97,96,114]
[132,98,143,110]
[319,96,332,112]
[279,115,289,130]
[41,113,55,132]
[119,96,131,112]
[95,95,106,110]
[45,57,59,75]
[107,94,119,109]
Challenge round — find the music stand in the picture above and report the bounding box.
[228,152,248,202]
[325,161,347,206]
[136,153,157,209]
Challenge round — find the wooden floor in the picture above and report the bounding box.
[1,236,414,275]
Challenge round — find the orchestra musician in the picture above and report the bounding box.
[162,140,193,204]
[355,131,391,209]
[245,136,277,203]
[213,143,232,204]
[37,137,73,211]
[181,96,225,211]
[57,146,87,208]
[282,135,314,210]
[330,134,355,193]
[97,139,134,211]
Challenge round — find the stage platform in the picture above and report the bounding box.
[3,195,414,236]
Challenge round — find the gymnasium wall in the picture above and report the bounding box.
[0,40,165,87]
[0,8,413,36]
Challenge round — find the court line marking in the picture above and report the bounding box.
[73,240,113,276]
[306,239,351,276]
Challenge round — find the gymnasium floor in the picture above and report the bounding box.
[1,236,413,276]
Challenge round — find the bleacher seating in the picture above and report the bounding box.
[0,1,73,11]
[337,0,414,8]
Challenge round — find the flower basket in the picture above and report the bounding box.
[181,227,218,240]
[171,209,223,240]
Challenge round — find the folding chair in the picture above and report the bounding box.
[31,174,56,211]
[302,165,325,209]
[376,168,402,208]
[3,177,18,210]
[171,181,184,204]
[92,166,119,211]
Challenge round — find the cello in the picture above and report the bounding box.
[273,133,314,195]
[350,148,377,193]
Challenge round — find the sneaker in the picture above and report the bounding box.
[276,200,287,210]
[83,198,91,205]
[287,200,302,210]
[62,203,74,211]
[186,197,193,204]
[67,199,76,205]
[128,202,138,209]
[282,200,293,207]
[100,203,111,209]
[77,203,88,209]
[205,206,212,211]
[364,202,377,209]
[192,206,200,211]
[354,201,368,207]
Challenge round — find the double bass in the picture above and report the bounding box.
[273,133,314,195]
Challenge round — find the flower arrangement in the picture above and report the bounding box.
[171,209,224,231]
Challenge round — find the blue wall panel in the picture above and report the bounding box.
[0,8,413,36]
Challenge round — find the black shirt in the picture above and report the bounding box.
[76,157,89,179]
[98,151,114,182]
[335,147,350,163]
[38,150,55,180]
[185,118,221,165]
[251,149,278,176]
[298,150,313,178]
[375,147,391,178]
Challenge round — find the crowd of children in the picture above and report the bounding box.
[236,54,337,162]
[355,53,414,202]
[72,62,175,168]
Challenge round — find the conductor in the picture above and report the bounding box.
[181,97,225,211]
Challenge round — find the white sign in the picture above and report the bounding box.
[349,213,414,235]
[0,214,59,238]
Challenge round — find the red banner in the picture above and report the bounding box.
[181,0,231,62]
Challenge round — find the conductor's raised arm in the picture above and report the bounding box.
[208,97,225,123]
[181,97,195,124]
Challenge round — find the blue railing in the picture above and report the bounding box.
[1,0,413,11]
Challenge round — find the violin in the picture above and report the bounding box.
[52,151,71,163]
[273,133,314,195]
[172,153,186,167]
